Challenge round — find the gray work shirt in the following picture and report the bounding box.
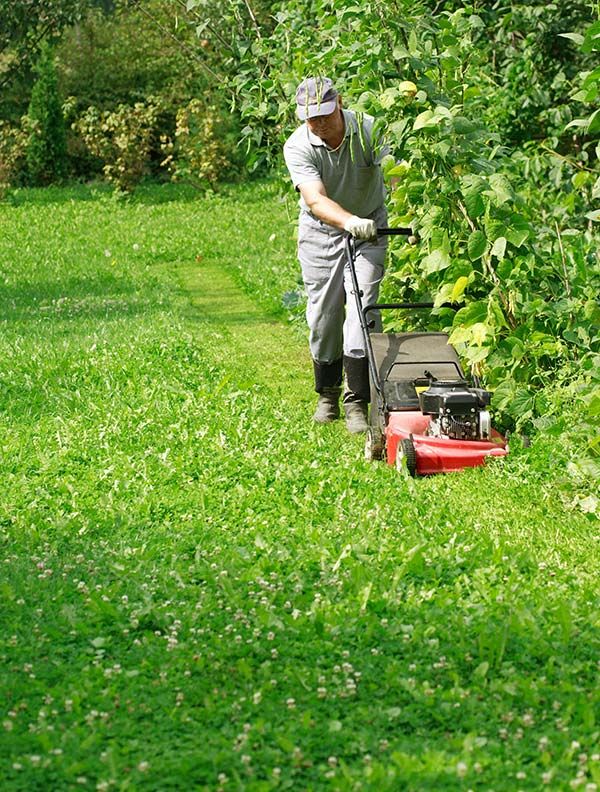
[283,109,388,218]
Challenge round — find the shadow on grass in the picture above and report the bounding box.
[0,272,168,325]
[3,180,245,208]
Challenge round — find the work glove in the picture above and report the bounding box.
[344,215,377,242]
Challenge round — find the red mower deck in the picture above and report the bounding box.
[385,412,508,474]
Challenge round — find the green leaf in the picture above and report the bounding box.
[453,300,488,327]
[461,180,486,219]
[421,248,451,273]
[447,322,491,348]
[413,110,434,130]
[434,105,452,119]
[467,230,487,260]
[453,116,476,134]
[379,88,399,110]
[451,276,469,301]
[505,215,530,247]
[486,174,512,206]
[386,162,410,177]
[492,378,516,411]
[587,108,600,134]
[564,118,588,131]
[582,20,600,53]
[510,388,536,418]
[585,209,600,222]
[491,236,507,260]
[471,322,490,345]
[558,32,584,45]
[572,171,590,189]
[434,283,454,308]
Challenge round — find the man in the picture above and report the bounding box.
[283,76,388,434]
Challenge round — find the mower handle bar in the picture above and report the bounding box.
[363,301,457,318]
[376,227,413,236]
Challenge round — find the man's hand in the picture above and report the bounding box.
[344,215,377,242]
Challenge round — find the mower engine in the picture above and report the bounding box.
[418,378,492,441]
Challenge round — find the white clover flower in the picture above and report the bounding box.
[456,762,468,778]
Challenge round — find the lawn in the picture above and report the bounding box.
[0,181,598,791]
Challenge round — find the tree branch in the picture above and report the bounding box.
[130,0,226,89]
[172,0,237,56]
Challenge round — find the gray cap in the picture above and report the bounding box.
[295,77,338,120]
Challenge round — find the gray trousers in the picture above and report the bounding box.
[298,206,388,363]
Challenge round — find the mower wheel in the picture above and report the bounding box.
[395,438,417,477]
[364,427,384,461]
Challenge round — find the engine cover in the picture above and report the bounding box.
[418,380,492,441]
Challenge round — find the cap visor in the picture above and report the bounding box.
[297,98,338,121]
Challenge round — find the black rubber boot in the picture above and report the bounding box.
[343,356,370,433]
[312,359,343,423]
[313,388,341,423]
[344,402,368,433]
[343,355,370,404]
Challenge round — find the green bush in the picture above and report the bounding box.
[160,100,236,189]
[25,45,68,186]
[73,100,161,191]
[0,119,28,198]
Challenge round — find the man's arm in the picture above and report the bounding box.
[299,180,352,230]
[299,181,377,240]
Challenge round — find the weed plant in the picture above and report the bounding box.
[0,182,598,790]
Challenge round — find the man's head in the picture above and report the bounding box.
[295,76,339,121]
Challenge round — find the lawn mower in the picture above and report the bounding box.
[346,228,508,476]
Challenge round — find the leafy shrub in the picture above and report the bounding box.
[563,18,600,206]
[160,100,233,189]
[0,119,28,198]
[25,44,68,185]
[60,95,104,180]
[73,100,161,191]
[475,2,595,145]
